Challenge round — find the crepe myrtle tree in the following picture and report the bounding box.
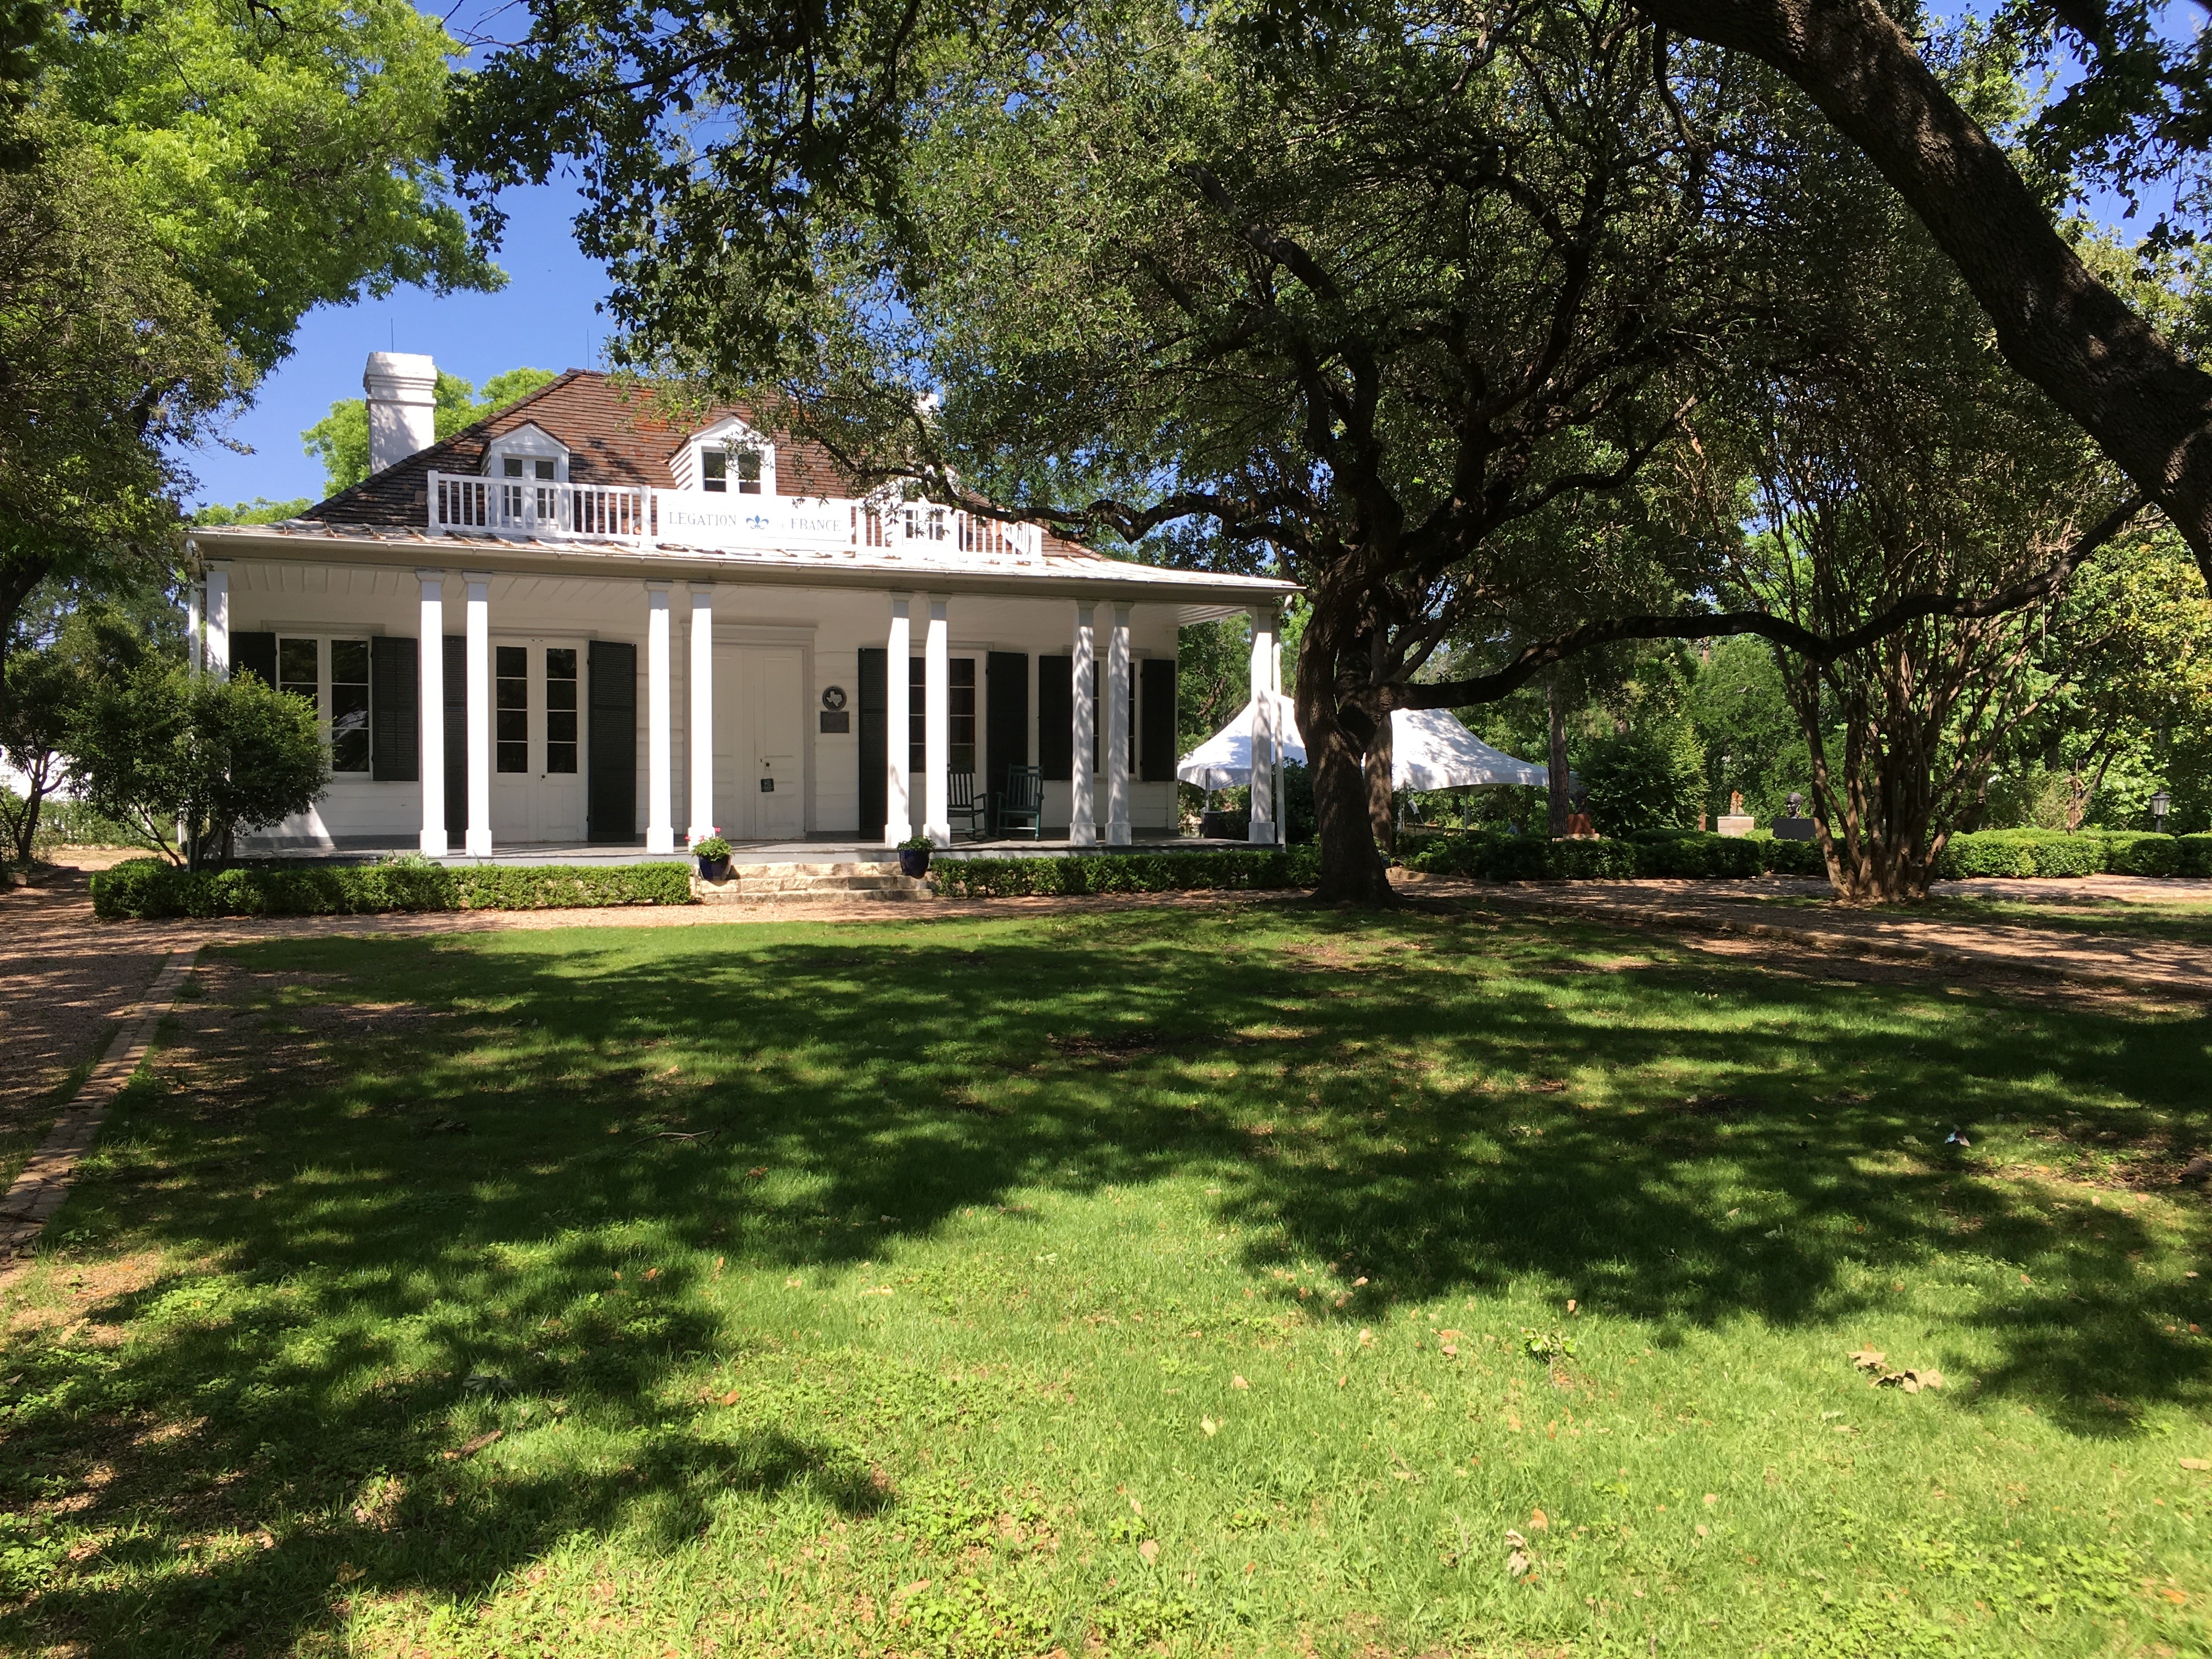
[67,663,329,869]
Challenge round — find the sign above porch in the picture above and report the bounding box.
[658,493,856,550]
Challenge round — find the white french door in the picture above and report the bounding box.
[489,639,589,843]
[713,647,805,840]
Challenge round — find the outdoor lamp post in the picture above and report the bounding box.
[2152,789,2172,833]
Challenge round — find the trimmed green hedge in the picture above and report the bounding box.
[89,857,695,920]
[932,848,1320,898]
[2183,834,2212,878]
[1932,829,2192,881]
[1402,829,1825,882]
[1403,826,2210,884]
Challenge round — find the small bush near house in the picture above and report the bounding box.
[932,848,1319,897]
[88,859,693,919]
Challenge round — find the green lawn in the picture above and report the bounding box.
[4,902,2211,1657]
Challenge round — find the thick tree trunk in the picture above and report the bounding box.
[1296,627,1396,904]
[1547,679,1570,837]
[1636,0,2212,592]
[1365,708,1395,856]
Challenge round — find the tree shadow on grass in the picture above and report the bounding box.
[5,899,2208,1652]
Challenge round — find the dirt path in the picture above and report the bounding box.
[1430,876,2212,1000]
[0,873,177,1187]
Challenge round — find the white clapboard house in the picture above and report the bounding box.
[185,354,1297,856]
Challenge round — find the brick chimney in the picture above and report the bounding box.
[364,352,437,476]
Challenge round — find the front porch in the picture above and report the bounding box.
[222,832,1261,868]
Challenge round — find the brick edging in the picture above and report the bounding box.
[0,946,199,1277]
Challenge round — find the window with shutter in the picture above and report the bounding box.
[1140,659,1176,781]
[370,636,418,781]
[1038,656,1072,780]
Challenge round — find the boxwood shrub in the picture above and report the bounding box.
[932,848,1321,898]
[89,857,694,920]
[2182,834,2212,878]
[1402,829,1826,882]
[1932,829,2187,881]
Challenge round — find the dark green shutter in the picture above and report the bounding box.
[1038,654,1072,780]
[444,636,467,838]
[371,635,419,781]
[587,639,637,842]
[857,647,887,836]
[232,631,276,688]
[1140,658,1176,782]
[985,652,1028,800]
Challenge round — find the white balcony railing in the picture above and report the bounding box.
[427,472,1044,561]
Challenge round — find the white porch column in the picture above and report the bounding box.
[417,571,448,857]
[1248,607,1278,844]
[687,584,715,845]
[1105,602,1132,845]
[185,578,204,678]
[924,595,951,846]
[1272,621,1287,838]
[884,596,912,844]
[465,573,493,857]
[1070,603,1096,847]
[203,563,230,679]
[646,582,675,854]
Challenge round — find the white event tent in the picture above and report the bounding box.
[1177,692,1548,792]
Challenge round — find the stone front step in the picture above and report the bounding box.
[692,860,935,904]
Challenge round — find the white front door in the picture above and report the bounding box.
[714,647,805,840]
[489,639,589,843]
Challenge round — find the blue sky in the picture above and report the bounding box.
[188,175,610,510]
[185,0,614,511]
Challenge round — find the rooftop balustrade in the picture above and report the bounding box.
[427,472,1044,561]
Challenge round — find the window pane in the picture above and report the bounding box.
[909,656,924,773]
[906,658,981,774]
[278,637,319,709]
[545,648,578,772]
[330,639,370,772]
[504,456,524,477]
[534,458,556,480]
[950,658,976,774]
[496,646,528,772]
[737,451,761,494]
[702,449,727,492]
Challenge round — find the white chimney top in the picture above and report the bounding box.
[363,352,437,476]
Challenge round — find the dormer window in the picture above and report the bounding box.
[676,416,776,495]
[701,448,763,494]
[484,423,569,484]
